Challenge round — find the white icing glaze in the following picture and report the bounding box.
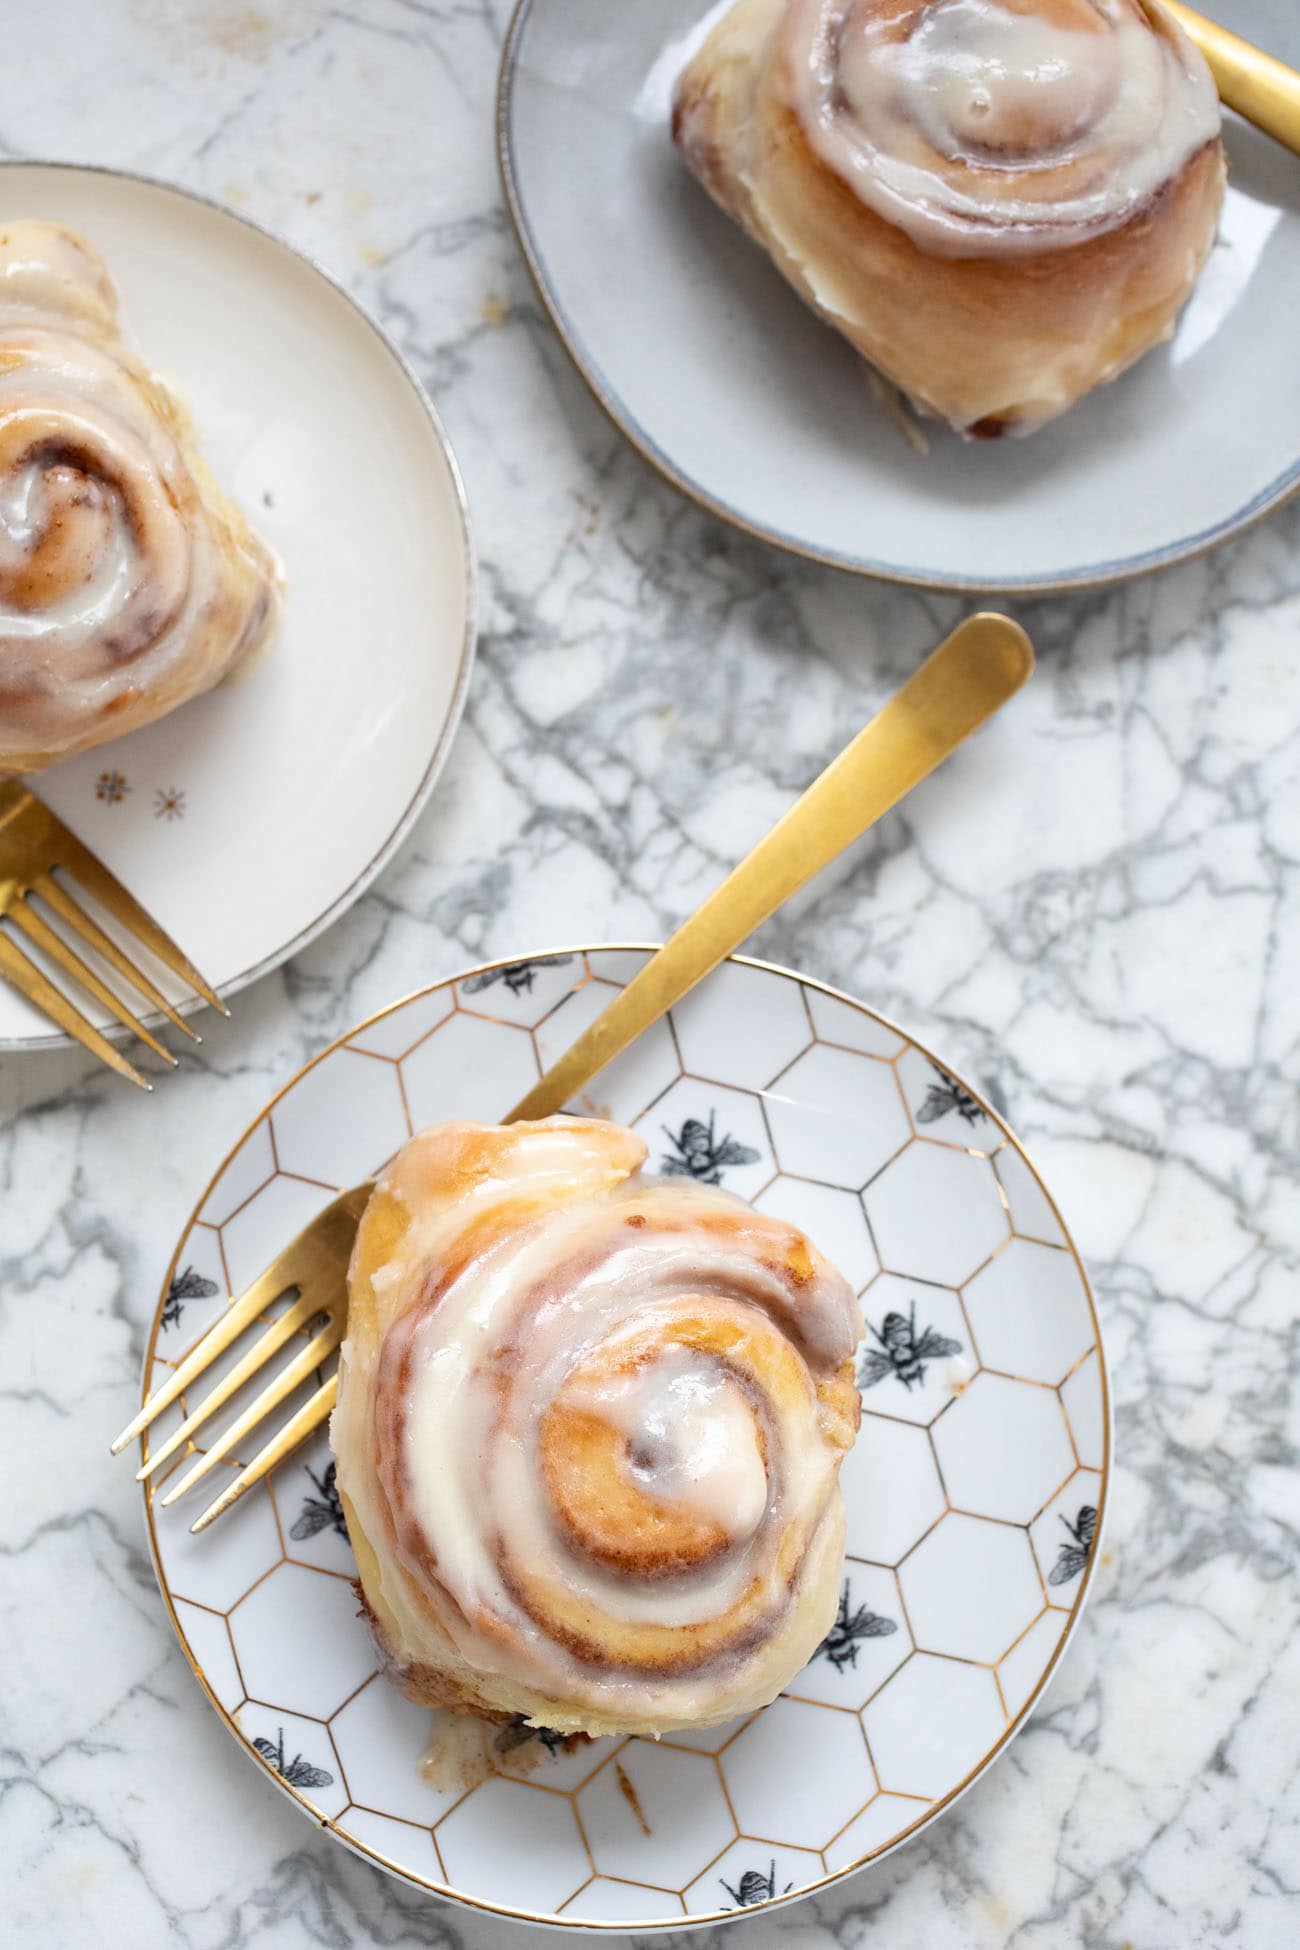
[0,376,190,675]
[395,1196,841,1635]
[0,220,279,770]
[781,0,1221,257]
[551,1347,769,1537]
[897,1,1134,153]
[336,1119,863,1721]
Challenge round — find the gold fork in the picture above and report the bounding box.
[114,612,1034,1530]
[0,780,226,1088]
[1165,2,1300,155]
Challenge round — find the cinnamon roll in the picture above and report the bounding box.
[672,0,1226,435]
[331,1118,863,1737]
[0,221,279,774]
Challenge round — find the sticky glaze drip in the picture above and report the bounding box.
[781,0,1220,257]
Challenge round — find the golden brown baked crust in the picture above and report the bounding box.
[0,221,279,774]
[331,1117,863,1738]
[673,0,1226,434]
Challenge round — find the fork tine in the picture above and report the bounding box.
[54,828,228,1014]
[158,1315,344,1506]
[8,898,178,1067]
[38,874,200,1041]
[0,929,150,1089]
[137,1288,333,1483]
[189,1376,338,1535]
[111,1181,373,1457]
[111,1260,299,1453]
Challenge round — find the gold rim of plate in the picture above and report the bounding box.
[137,944,1113,1933]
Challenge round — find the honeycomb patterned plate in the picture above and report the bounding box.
[140,948,1110,1932]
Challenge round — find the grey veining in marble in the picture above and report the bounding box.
[2,2,1299,1946]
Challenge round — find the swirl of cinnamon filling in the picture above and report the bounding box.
[781,0,1220,257]
[0,221,279,774]
[332,1118,863,1735]
[672,0,1226,432]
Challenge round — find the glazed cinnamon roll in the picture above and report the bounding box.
[332,1118,863,1737]
[673,0,1226,434]
[0,221,279,773]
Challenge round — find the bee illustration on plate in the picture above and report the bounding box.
[660,1112,760,1185]
[720,1861,793,1908]
[817,1580,898,1671]
[253,1727,334,1790]
[161,1264,219,1332]
[1047,1505,1097,1587]
[462,954,574,999]
[857,1300,963,1393]
[917,1063,985,1128]
[289,1461,347,1542]
[494,1717,576,1759]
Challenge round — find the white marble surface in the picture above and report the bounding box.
[2,3,1299,1946]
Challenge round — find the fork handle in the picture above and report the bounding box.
[1162,2,1300,156]
[0,778,29,825]
[507,613,1033,1124]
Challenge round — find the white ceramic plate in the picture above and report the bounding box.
[140,949,1109,1933]
[0,162,475,1052]
[498,0,1300,592]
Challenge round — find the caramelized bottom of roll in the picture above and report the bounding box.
[755,119,1226,436]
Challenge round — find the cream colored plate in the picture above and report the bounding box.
[0,162,475,1053]
[140,950,1110,1933]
